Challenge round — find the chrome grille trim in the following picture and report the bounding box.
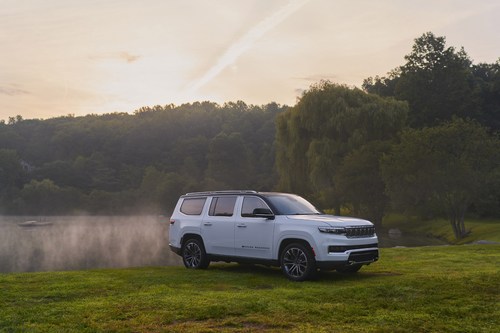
[345,226,375,238]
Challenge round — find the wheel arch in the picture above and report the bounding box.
[278,238,315,263]
[181,233,205,248]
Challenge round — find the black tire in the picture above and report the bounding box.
[336,264,362,273]
[182,238,210,269]
[280,243,316,281]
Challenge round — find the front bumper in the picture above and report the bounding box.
[316,249,379,270]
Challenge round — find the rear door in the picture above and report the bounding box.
[201,196,237,256]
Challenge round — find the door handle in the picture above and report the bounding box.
[237,224,247,228]
[203,222,212,226]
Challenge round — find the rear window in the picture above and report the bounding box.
[209,197,237,217]
[180,197,206,215]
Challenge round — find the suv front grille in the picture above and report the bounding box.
[345,226,375,238]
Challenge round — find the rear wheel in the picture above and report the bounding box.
[182,238,209,269]
[280,243,316,281]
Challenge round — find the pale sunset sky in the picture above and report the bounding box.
[1,0,499,121]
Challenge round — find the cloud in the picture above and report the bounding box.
[88,51,141,63]
[119,52,141,63]
[185,0,310,95]
[297,74,339,83]
[0,85,30,96]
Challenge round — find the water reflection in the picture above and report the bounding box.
[0,216,182,273]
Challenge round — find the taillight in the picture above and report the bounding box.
[170,219,175,225]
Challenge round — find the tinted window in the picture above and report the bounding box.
[180,198,206,215]
[241,197,270,217]
[209,197,236,217]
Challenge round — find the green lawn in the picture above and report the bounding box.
[1,245,499,332]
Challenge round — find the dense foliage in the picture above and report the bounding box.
[0,102,284,214]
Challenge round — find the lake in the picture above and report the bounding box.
[0,216,182,273]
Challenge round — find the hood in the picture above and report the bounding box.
[285,214,373,227]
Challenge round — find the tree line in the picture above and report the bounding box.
[0,102,284,215]
[1,32,499,239]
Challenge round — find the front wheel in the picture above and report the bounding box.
[182,238,209,269]
[280,243,316,281]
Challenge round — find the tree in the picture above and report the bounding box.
[364,32,478,128]
[206,132,252,189]
[19,179,81,215]
[0,149,24,190]
[334,141,391,227]
[276,82,408,220]
[381,119,500,239]
[0,149,26,213]
[471,60,500,132]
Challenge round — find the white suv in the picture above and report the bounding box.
[169,191,378,281]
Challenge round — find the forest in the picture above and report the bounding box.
[0,101,284,215]
[1,32,499,239]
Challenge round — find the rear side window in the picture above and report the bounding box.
[180,198,206,215]
[209,197,236,217]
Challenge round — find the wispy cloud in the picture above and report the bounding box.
[297,74,339,83]
[0,85,30,96]
[185,0,310,95]
[88,51,141,63]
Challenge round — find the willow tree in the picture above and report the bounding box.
[275,82,407,224]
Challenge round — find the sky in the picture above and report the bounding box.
[1,0,500,121]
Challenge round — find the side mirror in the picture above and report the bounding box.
[252,208,275,220]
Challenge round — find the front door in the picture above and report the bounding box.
[234,196,274,259]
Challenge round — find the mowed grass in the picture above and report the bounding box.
[1,245,499,332]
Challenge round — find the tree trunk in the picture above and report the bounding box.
[334,202,341,216]
[450,217,460,240]
[449,206,467,239]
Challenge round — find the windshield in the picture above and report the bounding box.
[264,194,322,215]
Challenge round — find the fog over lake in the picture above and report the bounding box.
[0,216,182,273]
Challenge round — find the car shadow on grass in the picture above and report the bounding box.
[206,263,398,282]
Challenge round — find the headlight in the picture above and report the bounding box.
[318,227,346,234]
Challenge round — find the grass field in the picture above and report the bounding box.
[1,245,499,332]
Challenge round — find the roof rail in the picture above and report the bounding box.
[184,190,258,196]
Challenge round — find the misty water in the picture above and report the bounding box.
[0,216,182,273]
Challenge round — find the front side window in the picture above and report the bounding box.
[180,197,206,215]
[241,197,270,217]
[209,196,236,217]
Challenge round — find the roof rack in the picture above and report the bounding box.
[184,190,258,196]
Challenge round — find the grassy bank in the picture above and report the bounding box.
[382,215,500,245]
[1,245,499,332]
